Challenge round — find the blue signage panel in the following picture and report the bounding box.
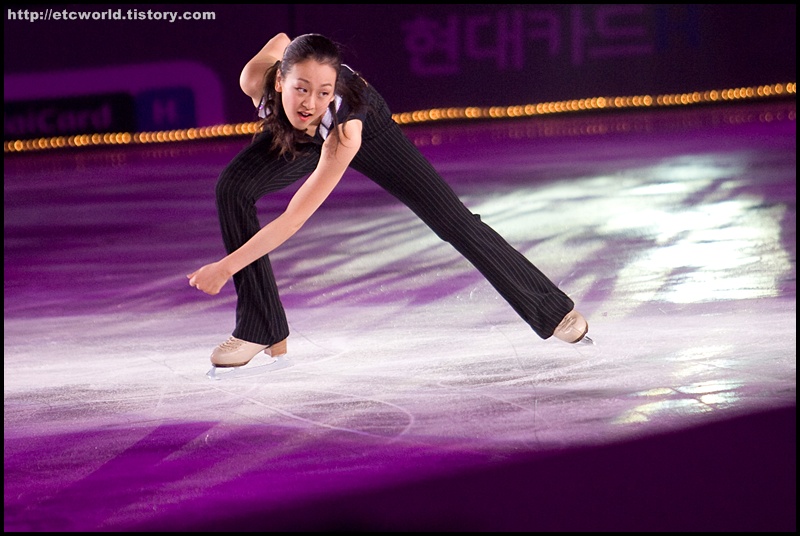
[134,87,196,131]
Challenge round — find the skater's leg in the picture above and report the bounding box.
[350,124,575,339]
[215,134,320,346]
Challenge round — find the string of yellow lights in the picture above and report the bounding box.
[4,82,795,154]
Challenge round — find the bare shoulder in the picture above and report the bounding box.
[320,119,363,165]
[337,119,363,155]
[341,118,363,138]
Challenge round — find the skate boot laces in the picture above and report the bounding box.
[217,336,247,351]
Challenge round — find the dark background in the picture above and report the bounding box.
[4,4,796,139]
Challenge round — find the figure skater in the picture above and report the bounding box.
[188,32,591,368]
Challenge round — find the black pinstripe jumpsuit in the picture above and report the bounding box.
[215,66,575,347]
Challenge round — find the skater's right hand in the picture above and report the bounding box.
[187,261,232,295]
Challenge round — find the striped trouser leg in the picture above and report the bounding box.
[215,135,320,345]
[350,124,574,339]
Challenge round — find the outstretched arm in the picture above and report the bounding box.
[240,32,291,108]
[187,120,363,295]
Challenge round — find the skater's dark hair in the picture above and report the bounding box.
[257,33,367,159]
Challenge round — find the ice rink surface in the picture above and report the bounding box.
[4,101,796,531]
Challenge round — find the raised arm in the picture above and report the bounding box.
[187,120,363,295]
[239,32,291,107]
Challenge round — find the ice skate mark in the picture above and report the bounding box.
[309,390,417,441]
[207,391,416,440]
[421,326,544,448]
[281,326,350,363]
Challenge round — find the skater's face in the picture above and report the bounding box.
[276,59,337,134]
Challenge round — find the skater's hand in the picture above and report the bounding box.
[187,262,231,295]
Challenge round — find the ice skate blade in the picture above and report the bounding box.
[570,334,600,358]
[206,355,292,380]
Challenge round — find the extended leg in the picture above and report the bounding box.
[350,124,576,339]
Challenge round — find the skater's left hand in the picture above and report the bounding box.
[187,262,231,295]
